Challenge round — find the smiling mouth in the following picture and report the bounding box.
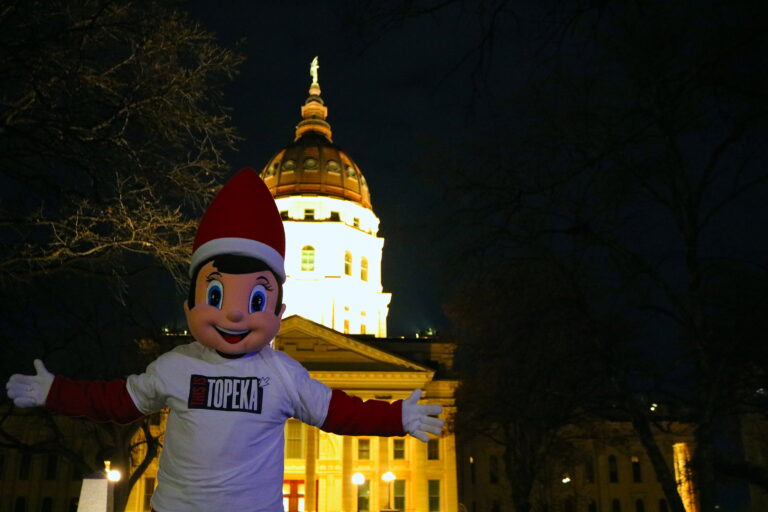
[215,327,251,344]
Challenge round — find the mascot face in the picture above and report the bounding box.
[185,260,285,356]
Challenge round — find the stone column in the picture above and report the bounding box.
[343,436,354,512]
[306,427,318,512]
[444,432,458,512]
[378,437,390,510]
[410,438,428,512]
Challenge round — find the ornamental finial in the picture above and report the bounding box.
[310,56,319,86]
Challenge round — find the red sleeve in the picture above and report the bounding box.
[45,375,144,424]
[320,388,405,436]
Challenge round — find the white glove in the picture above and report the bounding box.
[402,389,444,442]
[6,359,54,408]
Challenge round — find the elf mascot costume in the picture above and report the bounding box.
[6,168,443,511]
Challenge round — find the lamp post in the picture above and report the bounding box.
[381,471,396,511]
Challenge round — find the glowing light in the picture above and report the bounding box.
[104,460,121,482]
[561,474,571,484]
[650,402,658,412]
[382,471,396,482]
[352,472,365,485]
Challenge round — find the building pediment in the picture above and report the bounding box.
[275,315,433,375]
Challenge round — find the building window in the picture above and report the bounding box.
[428,438,440,460]
[564,498,575,512]
[285,419,304,458]
[144,477,155,512]
[329,211,340,221]
[280,210,290,220]
[353,217,360,228]
[492,500,501,512]
[632,455,642,482]
[41,498,53,512]
[489,455,499,484]
[428,480,440,512]
[357,479,370,512]
[358,439,371,460]
[14,497,26,512]
[589,501,598,512]
[469,456,475,484]
[635,499,645,512]
[69,498,78,512]
[19,453,30,480]
[612,499,622,512]
[301,246,315,271]
[45,454,57,480]
[658,499,668,512]
[393,439,405,459]
[304,209,315,220]
[394,479,406,511]
[344,251,352,276]
[608,454,619,482]
[360,257,369,281]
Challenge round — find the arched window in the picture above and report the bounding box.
[635,499,645,512]
[612,499,621,512]
[608,454,619,482]
[589,501,597,512]
[14,497,26,512]
[301,246,315,271]
[632,455,642,482]
[360,257,369,281]
[344,251,352,276]
[41,498,53,512]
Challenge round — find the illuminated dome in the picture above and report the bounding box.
[260,74,372,209]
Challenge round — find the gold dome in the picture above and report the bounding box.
[260,59,372,210]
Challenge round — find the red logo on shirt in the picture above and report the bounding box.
[187,375,267,414]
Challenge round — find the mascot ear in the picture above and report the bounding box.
[278,303,286,319]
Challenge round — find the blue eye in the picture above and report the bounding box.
[249,284,267,313]
[206,280,223,309]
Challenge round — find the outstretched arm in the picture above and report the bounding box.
[321,388,444,442]
[6,359,143,424]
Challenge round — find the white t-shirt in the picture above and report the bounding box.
[126,342,332,512]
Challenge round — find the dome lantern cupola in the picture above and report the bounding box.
[295,56,332,141]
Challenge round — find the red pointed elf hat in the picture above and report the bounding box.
[190,168,286,282]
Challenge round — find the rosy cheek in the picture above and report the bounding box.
[187,306,222,335]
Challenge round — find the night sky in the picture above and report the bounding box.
[184,1,503,337]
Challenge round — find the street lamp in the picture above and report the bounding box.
[105,460,121,482]
[382,471,396,510]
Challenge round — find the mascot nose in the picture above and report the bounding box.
[227,310,244,322]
